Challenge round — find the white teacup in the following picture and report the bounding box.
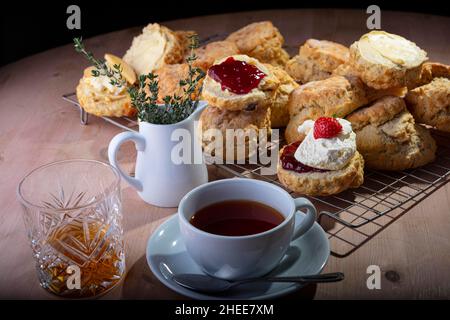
[178,178,317,280]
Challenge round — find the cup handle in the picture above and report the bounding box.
[108,131,146,192]
[292,198,317,241]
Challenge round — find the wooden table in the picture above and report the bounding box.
[1,9,450,299]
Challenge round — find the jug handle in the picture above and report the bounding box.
[108,131,146,191]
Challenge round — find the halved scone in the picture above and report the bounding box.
[76,61,136,117]
[277,146,364,196]
[285,39,349,83]
[123,23,190,75]
[346,96,436,170]
[199,105,271,162]
[349,31,428,89]
[226,21,289,67]
[405,77,450,132]
[201,54,279,111]
[285,75,368,143]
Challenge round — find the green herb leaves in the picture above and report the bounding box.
[73,37,126,88]
[73,33,205,125]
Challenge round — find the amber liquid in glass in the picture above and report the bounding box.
[40,219,124,298]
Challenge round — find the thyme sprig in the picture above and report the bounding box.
[128,33,205,124]
[73,34,205,124]
[73,37,126,87]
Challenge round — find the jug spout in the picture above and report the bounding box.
[189,100,208,122]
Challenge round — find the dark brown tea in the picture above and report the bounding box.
[190,200,285,236]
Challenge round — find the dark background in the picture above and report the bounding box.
[1,0,449,67]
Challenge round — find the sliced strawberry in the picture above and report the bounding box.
[313,117,343,139]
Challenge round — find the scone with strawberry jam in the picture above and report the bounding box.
[278,117,364,196]
[202,55,279,111]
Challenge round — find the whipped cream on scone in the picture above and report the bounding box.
[85,75,127,96]
[357,31,427,69]
[294,118,356,170]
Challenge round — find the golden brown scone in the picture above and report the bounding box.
[347,95,405,130]
[285,55,332,83]
[174,30,196,56]
[200,105,271,162]
[192,41,240,71]
[277,150,364,196]
[333,60,408,100]
[153,64,193,102]
[76,67,136,117]
[365,86,408,102]
[346,96,436,170]
[349,31,428,89]
[265,64,299,128]
[285,76,368,143]
[202,55,279,111]
[123,23,187,75]
[285,39,349,83]
[405,77,450,132]
[410,62,450,88]
[332,62,359,78]
[226,21,289,67]
[332,62,408,101]
[299,39,349,72]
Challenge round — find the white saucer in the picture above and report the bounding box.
[146,213,330,300]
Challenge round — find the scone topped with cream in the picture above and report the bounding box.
[285,75,368,144]
[202,54,279,111]
[76,54,136,117]
[295,118,356,171]
[349,31,428,89]
[123,23,189,75]
[278,117,364,196]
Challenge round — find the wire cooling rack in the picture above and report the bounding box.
[63,92,450,257]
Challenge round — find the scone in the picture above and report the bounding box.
[332,62,408,101]
[405,77,450,132]
[285,75,368,143]
[200,105,271,162]
[265,64,299,128]
[153,63,202,102]
[278,118,364,196]
[123,23,190,75]
[285,39,349,83]
[346,96,436,170]
[349,31,428,89]
[201,54,279,111]
[410,62,450,88]
[192,40,240,71]
[76,55,137,117]
[285,55,332,83]
[226,21,289,67]
[332,62,359,78]
[174,30,196,57]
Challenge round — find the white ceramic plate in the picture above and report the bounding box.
[146,213,330,300]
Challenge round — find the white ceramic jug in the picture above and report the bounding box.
[108,101,208,207]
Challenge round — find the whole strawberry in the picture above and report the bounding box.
[313,117,343,139]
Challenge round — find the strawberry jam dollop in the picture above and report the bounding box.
[208,57,266,94]
[280,141,329,174]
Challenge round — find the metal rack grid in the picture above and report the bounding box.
[63,92,450,257]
